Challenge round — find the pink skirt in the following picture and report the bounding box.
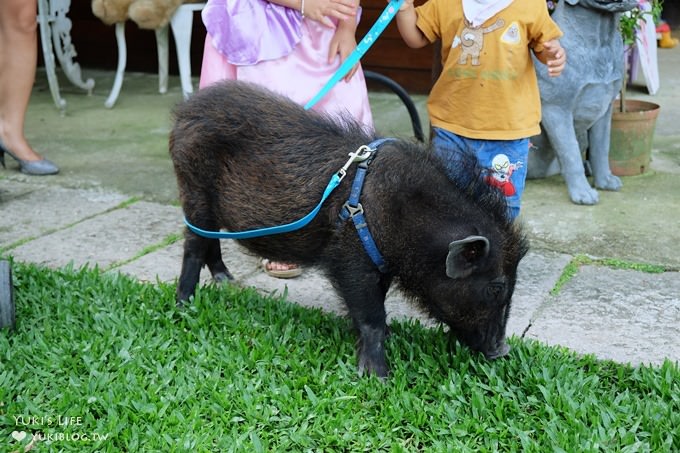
[199,19,374,131]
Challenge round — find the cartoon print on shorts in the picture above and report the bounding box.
[452,18,505,66]
[484,153,523,196]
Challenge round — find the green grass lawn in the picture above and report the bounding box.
[1,262,678,452]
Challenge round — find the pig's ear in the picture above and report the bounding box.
[446,236,490,279]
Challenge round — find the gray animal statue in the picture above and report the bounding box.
[527,0,639,204]
[169,80,528,378]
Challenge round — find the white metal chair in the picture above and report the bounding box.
[105,2,206,108]
[38,0,96,114]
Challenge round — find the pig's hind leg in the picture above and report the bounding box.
[177,231,233,304]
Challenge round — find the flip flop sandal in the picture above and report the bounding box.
[261,259,302,279]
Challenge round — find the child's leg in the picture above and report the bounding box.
[475,138,530,220]
[431,127,477,188]
[431,129,529,219]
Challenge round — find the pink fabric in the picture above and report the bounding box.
[202,0,303,65]
[199,18,374,130]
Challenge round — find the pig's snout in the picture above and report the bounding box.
[483,341,511,360]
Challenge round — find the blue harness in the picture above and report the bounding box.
[337,139,393,273]
[184,138,394,272]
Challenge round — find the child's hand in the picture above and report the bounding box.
[329,16,360,80]
[304,0,357,27]
[542,39,566,77]
[390,0,428,48]
[391,0,414,11]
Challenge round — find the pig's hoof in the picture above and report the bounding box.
[358,356,389,379]
[213,271,234,284]
[261,259,302,279]
[175,296,191,308]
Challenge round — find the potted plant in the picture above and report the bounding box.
[609,0,663,176]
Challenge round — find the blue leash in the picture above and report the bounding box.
[184,139,391,240]
[184,174,342,240]
[304,0,405,110]
[185,6,403,241]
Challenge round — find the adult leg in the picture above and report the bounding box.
[0,0,44,162]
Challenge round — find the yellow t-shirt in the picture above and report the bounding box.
[416,0,562,140]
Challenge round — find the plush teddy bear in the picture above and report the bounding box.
[91,0,134,25]
[92,0,200,30]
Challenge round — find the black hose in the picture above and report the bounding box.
[364,70,425,142]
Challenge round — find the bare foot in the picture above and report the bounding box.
[261,259,302,279]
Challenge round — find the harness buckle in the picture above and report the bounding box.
[342,201,364,218]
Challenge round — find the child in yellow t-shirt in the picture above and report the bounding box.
[394,0,566,219]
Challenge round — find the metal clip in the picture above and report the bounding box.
[337,145,373,181]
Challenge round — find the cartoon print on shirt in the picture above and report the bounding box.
[501,21,521,44]
[484,153,523,196]
[452,18,505,66]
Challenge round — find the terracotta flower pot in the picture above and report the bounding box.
[609,100,660,176]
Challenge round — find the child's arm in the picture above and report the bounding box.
[329,0,361,80]
[533,39,566,77]
[395,0,429,48]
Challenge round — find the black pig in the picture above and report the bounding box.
[169,80,528,378]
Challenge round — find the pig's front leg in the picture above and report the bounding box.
[356,321,389,378]
[329,264,392,378]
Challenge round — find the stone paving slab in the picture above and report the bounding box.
[0,182,127,248]
[112,240,185,284]
[115,239,263,284]
[115,235,576,340]
[525,265,680,366]
[3,183,679,367]
[507,250,573,338]
[8,201,183,269]
[522,174,680,270]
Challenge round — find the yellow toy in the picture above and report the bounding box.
[656,21,679,49]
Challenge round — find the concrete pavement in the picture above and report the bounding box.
[1,44,679,368]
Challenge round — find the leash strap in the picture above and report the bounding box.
[184,174,341,239]
[303,0,405,110]
[183,141,385,240]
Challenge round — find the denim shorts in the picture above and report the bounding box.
[431,127,530,220]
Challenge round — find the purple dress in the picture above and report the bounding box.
[199,0,374,130]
